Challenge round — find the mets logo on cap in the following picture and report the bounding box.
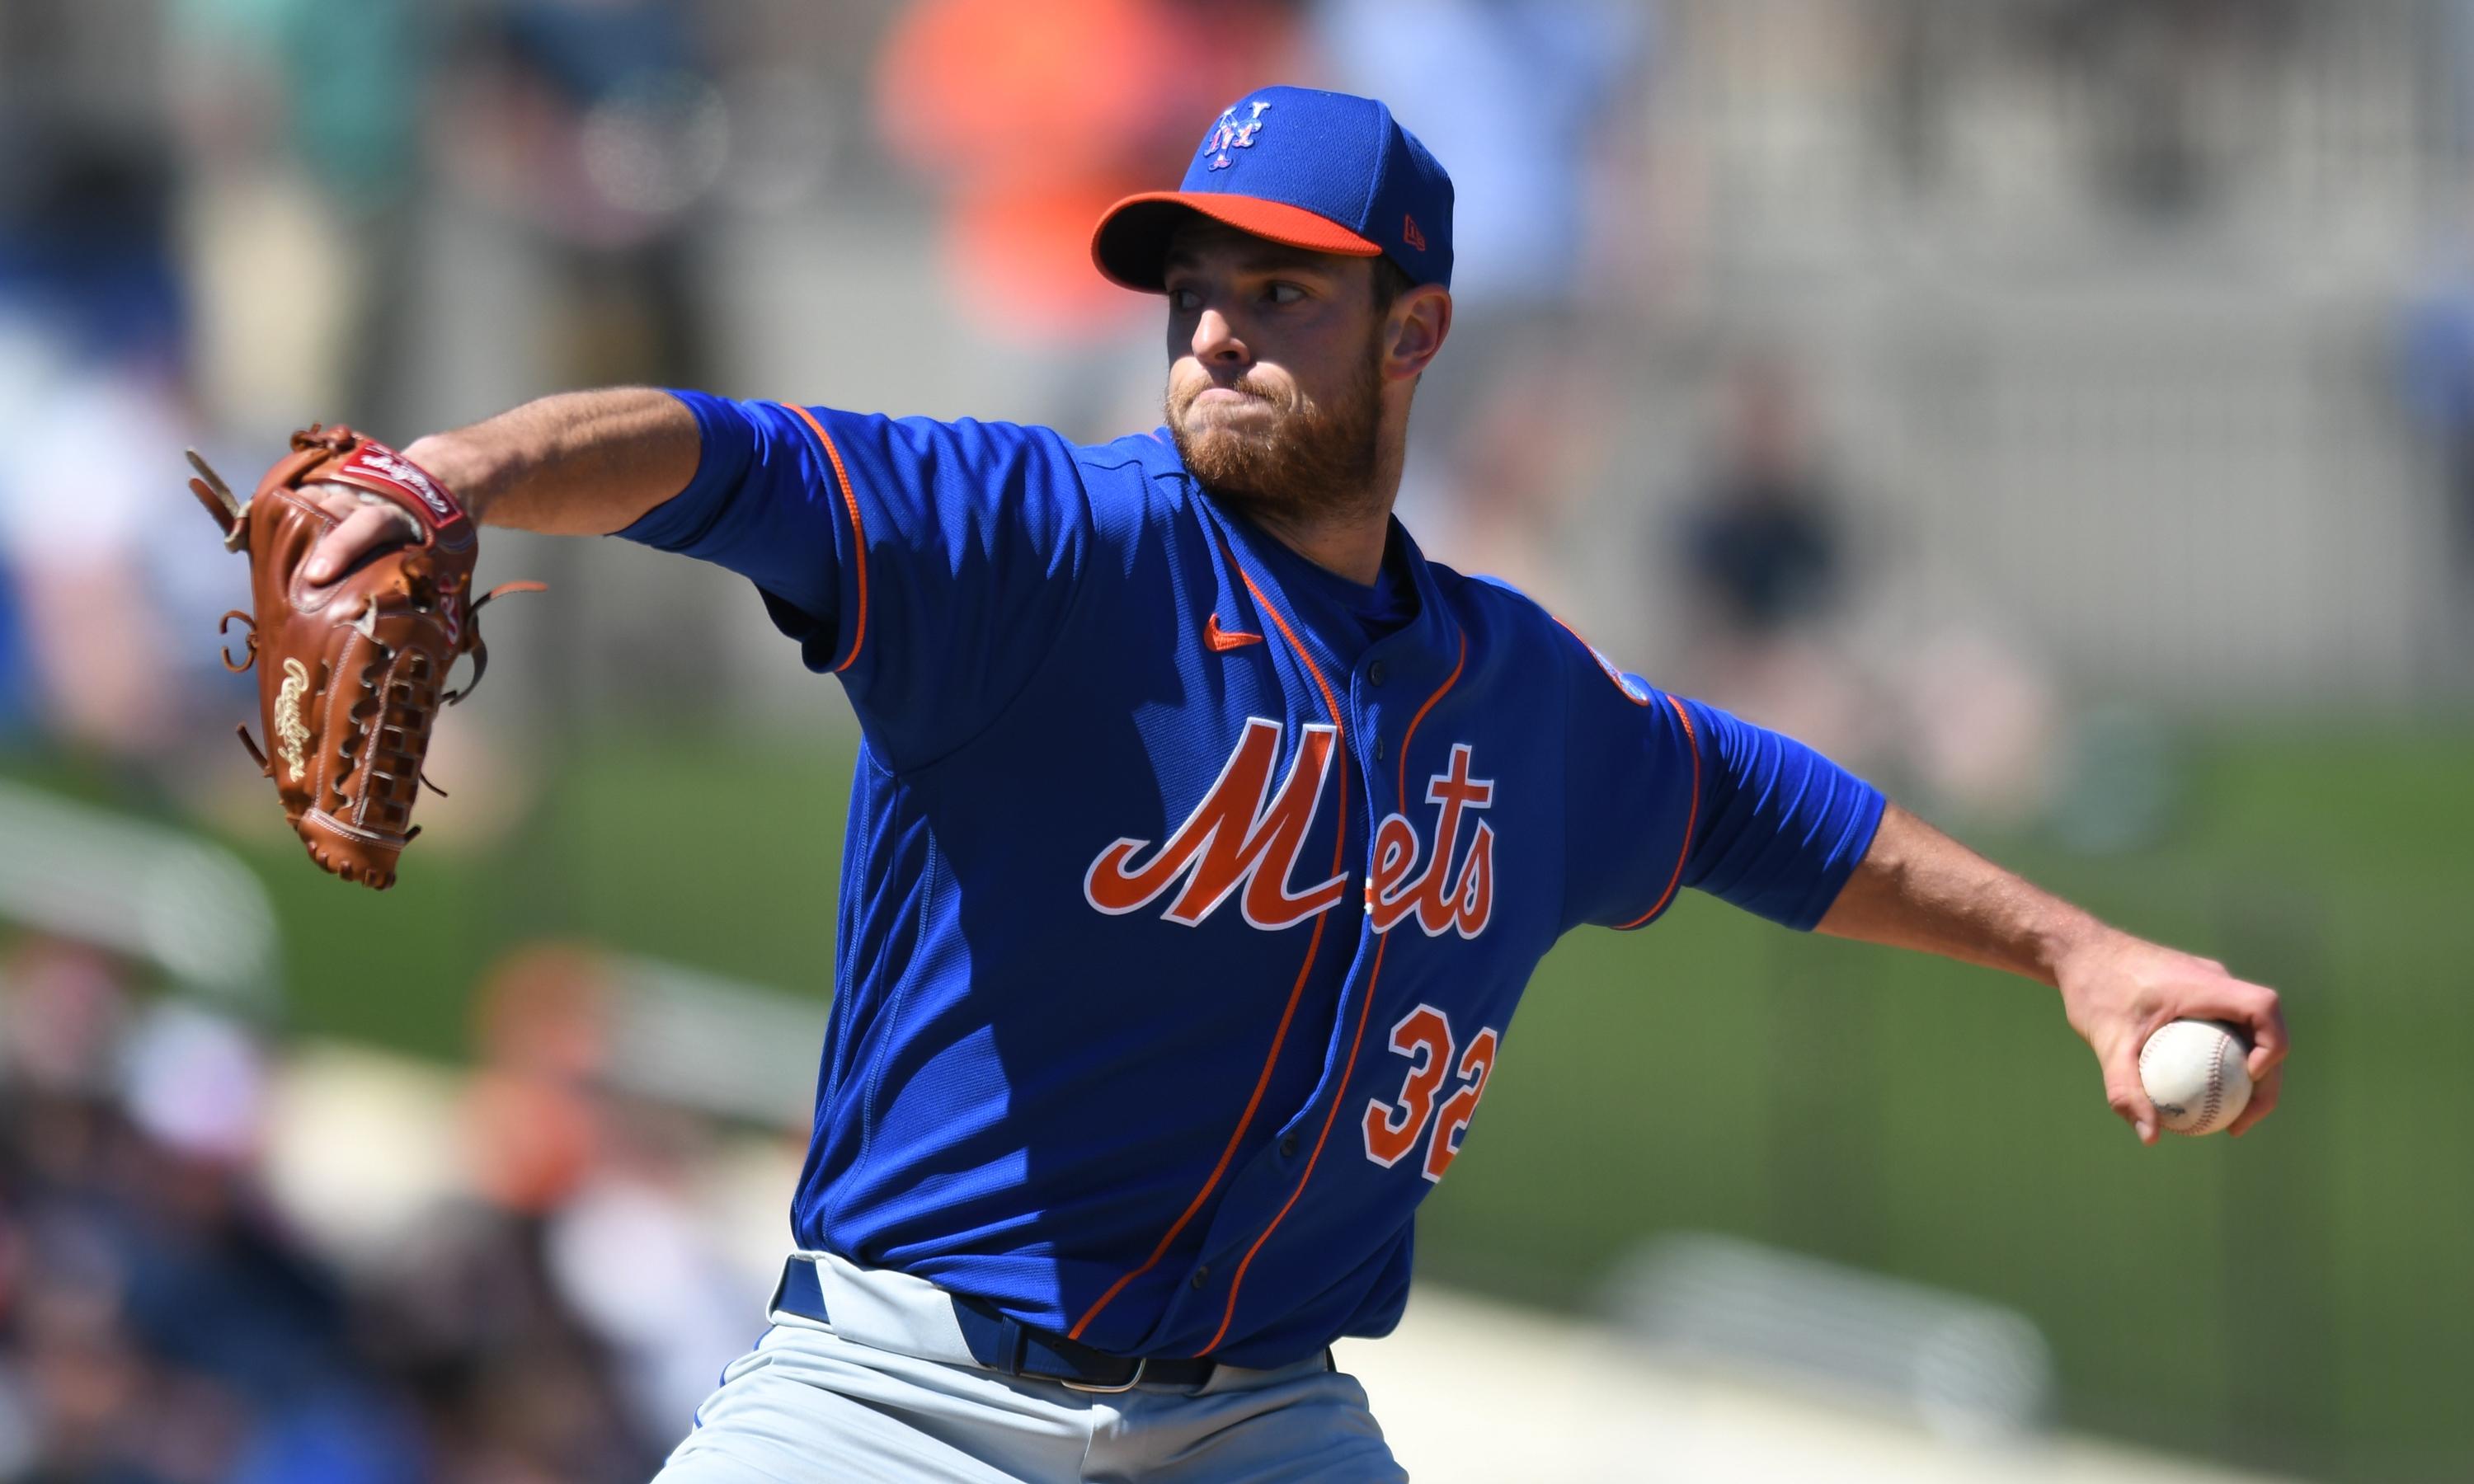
[1089,85,1457,294]
[1203,100,1272,171]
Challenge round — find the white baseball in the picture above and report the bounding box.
[2138,1019,2253,1136]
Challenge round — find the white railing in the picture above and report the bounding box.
[0,778,280,1010]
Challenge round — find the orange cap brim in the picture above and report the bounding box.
[1091,192,1382,292]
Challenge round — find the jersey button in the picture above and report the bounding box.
[1368,660,1389,686]
[1280,1134,1300,1158]
[1190,1266,1211,1289]
[1374,736,1387,763]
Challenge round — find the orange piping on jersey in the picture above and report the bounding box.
[780,403,868,673]
[1065,552,1347,1343]
[1201,924,1387,1355]
[1615,693,1700,929]
[1066,908,1333,1340]
[1199,640,1465,1355]
[1395,631,1466,801]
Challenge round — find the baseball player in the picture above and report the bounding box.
[294,87,2287,1482]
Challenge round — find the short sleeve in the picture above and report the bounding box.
[616,391,1093,768]
[1559,632,1884,932]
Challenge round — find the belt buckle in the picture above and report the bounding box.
[1059,1358,1148,1394]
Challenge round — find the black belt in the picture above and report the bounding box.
[773,1256,1221,1393]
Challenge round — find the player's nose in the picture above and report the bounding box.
[1191,308,1247,365]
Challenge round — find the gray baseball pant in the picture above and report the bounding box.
[651,1252,1407,1482]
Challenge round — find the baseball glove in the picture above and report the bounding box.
[187,425,541,890]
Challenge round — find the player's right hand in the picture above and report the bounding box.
[2056,931,2287,1143]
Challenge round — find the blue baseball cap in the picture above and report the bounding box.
[1093,86,1454,294]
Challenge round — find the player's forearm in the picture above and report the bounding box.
[1814,802,2118,987]
[402,387,700,537]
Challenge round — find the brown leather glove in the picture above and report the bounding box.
[188,425,541,889]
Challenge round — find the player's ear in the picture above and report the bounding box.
[1384,286,1451,383]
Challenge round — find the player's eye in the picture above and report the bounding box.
[1168,287,1202,312]
[1267,282,1306,305]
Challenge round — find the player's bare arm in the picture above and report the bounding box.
[299,387,700,587]
[1817,802,2288,1143]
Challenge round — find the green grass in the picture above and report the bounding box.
[59,732,864,1058]
[7,721,2467,1479]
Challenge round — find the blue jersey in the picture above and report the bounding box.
[621,392,1884,1368]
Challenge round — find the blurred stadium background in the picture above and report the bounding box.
[0,0,2467,1479]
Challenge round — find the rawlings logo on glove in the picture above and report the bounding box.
[187,425,541,890]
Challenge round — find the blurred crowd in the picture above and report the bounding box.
[2,0,2462,810]
[0,933,773,1484]
[15,0,2474,731]
[0,0,1671,762]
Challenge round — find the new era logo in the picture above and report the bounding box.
[1402,214,1427,252]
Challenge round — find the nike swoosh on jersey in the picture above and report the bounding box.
[1206,614,1264,651]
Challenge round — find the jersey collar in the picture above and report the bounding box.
[1158,450,1464,693]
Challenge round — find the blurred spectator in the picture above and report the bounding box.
[0,942,426,1483]
[0,930,787,1482]
[355,1202,654,1484]
[2398,219,2474,683]
[463,943,612,1218]
[459,942,754,1454]
[168,0,433,437]
[0,2,223,767]
[1884,620,2065,829]
[1314,0,1651,603]
[1664,356,2062,820]
[1409,336,1619,606]
[0,571,29,744]
[1661,356,1873,764]
[2023,0,2298,223]
[543,1099,752,1435]
[0,939,129,1105]
[875,0,1302,435]
[1677,356,1847,647]
[1313,0,1649,310]
[877,0,1300,340]
[0,1,181,350]
[2399,232,2474,578]
[0,326,205,764]
[438,0,728,390]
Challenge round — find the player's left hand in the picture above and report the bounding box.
[2054,930,2286,1144]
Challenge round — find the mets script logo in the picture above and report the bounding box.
[1367,743,1494,939]
[1202,100,1271,171]
[1083,720,1496,937]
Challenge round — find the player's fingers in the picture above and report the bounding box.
[2227,1064,2283,1138]
[2171,976,2287,1076]
[303,483,370,530]
[305,504,412,585]
[2101,1052,2159,1145]
[2234,982,2288,1077]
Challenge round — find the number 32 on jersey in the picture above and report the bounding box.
[1362,1003,1499,1182]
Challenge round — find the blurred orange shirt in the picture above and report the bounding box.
[876,0,1298,342]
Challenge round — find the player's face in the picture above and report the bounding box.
[1160,224,1390,519]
